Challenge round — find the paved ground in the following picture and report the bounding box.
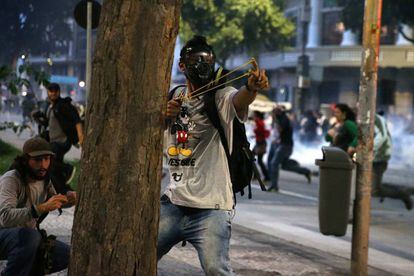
[0,207,388,275]
[1,113,411,275]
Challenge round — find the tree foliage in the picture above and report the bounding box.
[0,0,78,64]
[0,64,49,94]
[180,0,295,64]
[338,0,414,42]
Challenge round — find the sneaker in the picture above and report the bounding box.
[267,187,279,193]
[65,166,76,184]
[401,192,413,211]
[305,172,311,184]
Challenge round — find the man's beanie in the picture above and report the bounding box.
[23,137,55,157]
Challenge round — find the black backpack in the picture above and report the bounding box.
[168,71,266,198]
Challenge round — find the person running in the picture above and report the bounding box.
[372,113,412,210]
[253,111,270,181]
[267,106,311,192]
[32,83,83,194]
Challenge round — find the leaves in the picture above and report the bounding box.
[0,64,50,95]
[181,0,294,64]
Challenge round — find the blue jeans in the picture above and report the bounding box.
[267,143,310,190]
[0,228,69,276]
[157,196,233,276]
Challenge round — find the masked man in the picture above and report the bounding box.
[158,36,269,275]
[0,137,76,275]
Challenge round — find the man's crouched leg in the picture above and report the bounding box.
[157,196,185,260]
[0,228,41,275]
[186,209,234,276]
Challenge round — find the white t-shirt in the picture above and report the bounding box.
[164,86,244,210]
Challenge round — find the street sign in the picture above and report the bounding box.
[74,0,101,29]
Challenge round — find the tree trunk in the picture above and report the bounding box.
[69,1,181,275]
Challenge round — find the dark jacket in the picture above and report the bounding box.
[34,97,81,145]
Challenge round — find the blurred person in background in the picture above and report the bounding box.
[372,112,412,210]
[267,106,311,192]
[21,93,37,124]
[299,110,318,144]
[317,111,330,139]
[253,111,270,181]
[32,83,83,195]
[325,103,357,156]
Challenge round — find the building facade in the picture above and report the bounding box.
[247,0,414,118]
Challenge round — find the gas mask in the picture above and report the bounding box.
[183,51,215,87]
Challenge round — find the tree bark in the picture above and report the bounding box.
[69,1,181,275]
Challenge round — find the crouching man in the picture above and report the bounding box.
[0,137,76,275]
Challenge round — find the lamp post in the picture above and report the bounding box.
[295,0,311,116]
[73,0,101,105]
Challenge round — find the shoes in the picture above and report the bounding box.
[401,192,413,211]
[267,187,279,193]
[65,166,76,184]
[305,172,311,184]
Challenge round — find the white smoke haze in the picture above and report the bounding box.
[387,115,414,169]
[246,114,414,170]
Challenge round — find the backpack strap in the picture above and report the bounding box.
[204,92,231,162]
[203,68,232,162]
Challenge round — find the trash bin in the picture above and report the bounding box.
[315,146,355,236]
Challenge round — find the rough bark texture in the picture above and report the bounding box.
[69,1,181,275]
[351,0,382,275]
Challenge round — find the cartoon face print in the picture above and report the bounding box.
[168,102,196,158]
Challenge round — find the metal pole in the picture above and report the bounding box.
[351,0,383,275]
[85,0,92,105]
[296,0,310,116]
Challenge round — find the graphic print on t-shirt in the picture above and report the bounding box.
[168,101,198,184]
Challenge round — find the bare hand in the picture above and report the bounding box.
[37,194,68,213]
[66,191,77,206]
[347,146,356,156]
[78,134,84,146]
[247,60,269,92]
[166,99,181,119]
[327,128,336,137]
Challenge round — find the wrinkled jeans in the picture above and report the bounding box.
[267,143,310,190]
[0,227,69,276]
[157,196,234,276]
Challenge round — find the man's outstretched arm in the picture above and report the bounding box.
[233,60,269,118]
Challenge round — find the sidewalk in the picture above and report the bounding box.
[0,128,81,161]
[0,207,389,275]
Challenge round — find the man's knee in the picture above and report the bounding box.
[200,253,232,276]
